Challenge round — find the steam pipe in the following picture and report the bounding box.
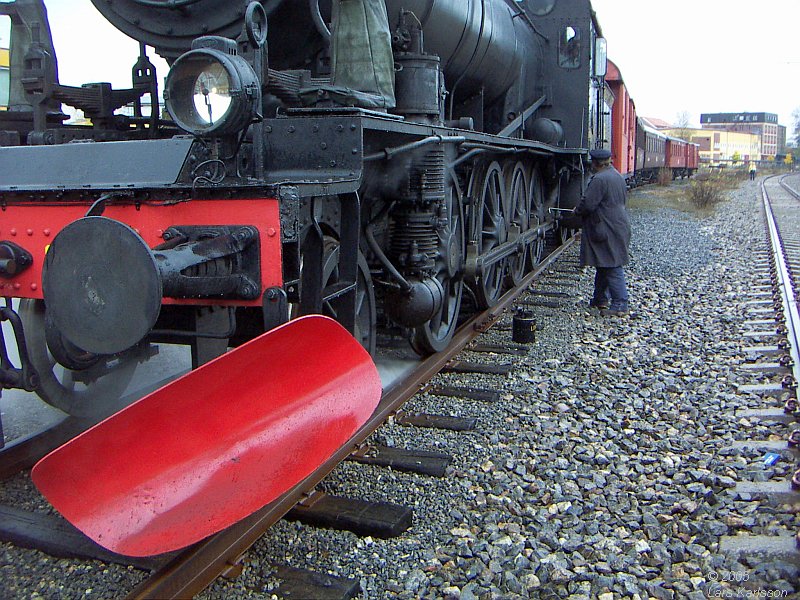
[309,0,331,43]
[365,202,413,292]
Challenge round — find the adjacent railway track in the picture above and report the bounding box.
[728,173,800,557]
[761,175,800,394]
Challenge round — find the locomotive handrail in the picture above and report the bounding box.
[497,95,547,138]
[309,0,331,42]
[364,135,467,162]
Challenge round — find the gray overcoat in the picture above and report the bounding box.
[574,166,631,268]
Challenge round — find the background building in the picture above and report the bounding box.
[663,127,761,165]
[777,125,787,156]
[700,112,780,159]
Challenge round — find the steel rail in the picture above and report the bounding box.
[779,174,800,201]
[127,238,578,599]
[761,178,800,389]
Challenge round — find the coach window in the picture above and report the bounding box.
[559,25,581,69]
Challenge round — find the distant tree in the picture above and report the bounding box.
[731,151,741,165]
[793,107,800,147]
[674,110,693,141]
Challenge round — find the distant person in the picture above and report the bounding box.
[749,163,757,181]
[575,148,632,316]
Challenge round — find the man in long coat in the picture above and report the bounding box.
[574,148,631,315]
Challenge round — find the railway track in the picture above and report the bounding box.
[727,173,800,557]
[0,234,580,598]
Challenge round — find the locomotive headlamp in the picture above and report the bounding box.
[165,37,261,137]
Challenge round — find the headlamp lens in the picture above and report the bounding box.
[192,62,233,126]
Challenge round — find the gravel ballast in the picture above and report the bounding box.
[3,178,800,599]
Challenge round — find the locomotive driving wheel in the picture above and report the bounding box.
[19,299,144,418]
[527,165,547,268]
[503,161,531,287]
[410,184,465,355]
[321,236,377,355]
[469,161,510,308]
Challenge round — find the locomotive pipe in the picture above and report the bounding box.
[309,0,331,42]
[364,135,466,162]
[364,203,412,293]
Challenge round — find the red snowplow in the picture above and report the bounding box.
[32,315,382,557]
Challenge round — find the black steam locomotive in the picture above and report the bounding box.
[0,0,609,417]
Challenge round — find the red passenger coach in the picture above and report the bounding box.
[665,136,698,179]
[666,136,687,174]
[606,59,637,183]
[686,142,699,175]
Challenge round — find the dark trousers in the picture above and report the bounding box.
[592,266,629,311]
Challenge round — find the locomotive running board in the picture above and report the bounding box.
[31,315,382,557]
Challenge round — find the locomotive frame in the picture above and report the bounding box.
[0,0,610,418]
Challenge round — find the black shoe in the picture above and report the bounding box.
[601,308,629,317]
[589,301,610,310]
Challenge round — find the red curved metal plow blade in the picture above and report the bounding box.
[32,315,382,557]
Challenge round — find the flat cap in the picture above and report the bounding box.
[589,148,612,160]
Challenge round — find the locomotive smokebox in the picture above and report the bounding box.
[43,217,261,356]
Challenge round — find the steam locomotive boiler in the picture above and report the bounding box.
[0,0,611,418]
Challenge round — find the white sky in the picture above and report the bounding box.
[592,0,800,128]
[0,1,169,91]
[1,0,798,129]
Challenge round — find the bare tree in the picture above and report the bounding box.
[674,110,693,141]
[793,107,800,147]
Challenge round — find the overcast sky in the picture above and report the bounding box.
[1,0,798,129]
[591,0,799,128]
